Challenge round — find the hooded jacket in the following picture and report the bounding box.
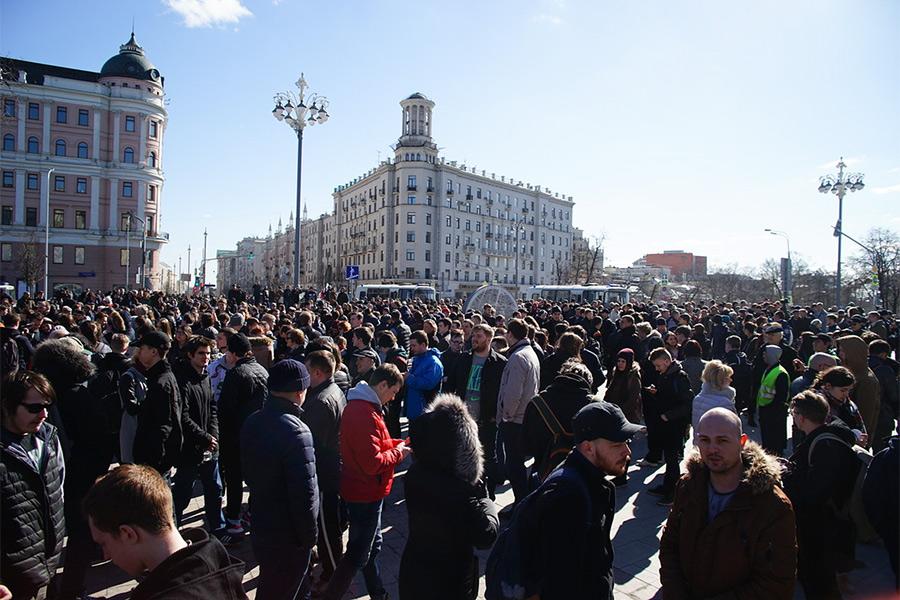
[603,361,642,424]
[339,381,405,502]
[130,528,249,600]
[522,371,594,460]
[837,334,882,445]
[132,358,183,473]
[400,396,499,600]
[404,347,444,421]
[218,356,268,446]
[659,441,797,600]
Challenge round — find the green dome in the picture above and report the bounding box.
[100,34,162,84]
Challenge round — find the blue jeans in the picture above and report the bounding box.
[497,421,528,503]
[324,499,386,600]
[172,459,226,532]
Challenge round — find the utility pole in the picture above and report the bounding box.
[187,245,191,293]
[201,229,208,287]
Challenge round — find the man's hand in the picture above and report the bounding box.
[0,584,12,600]
[208,437,218,450]
[661,414,669,422]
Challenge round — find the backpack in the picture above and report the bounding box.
[485,466,592,600]
[530,394,575,482]
[808,432,877,542]
[1,335,20,377]
[88,367,124,436]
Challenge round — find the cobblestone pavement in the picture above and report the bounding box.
[81,412,896,599]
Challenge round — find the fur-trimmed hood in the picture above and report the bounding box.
[31,339,96,387]
[409,393,483,485]
[684,438,784,495]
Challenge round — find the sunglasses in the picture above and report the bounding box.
[20,402,53,414]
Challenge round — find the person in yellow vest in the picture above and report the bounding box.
[758,345,791,456]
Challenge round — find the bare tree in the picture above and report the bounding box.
[14,234,44,294]
[847,228,900,312]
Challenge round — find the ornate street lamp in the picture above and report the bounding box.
[273,74,330,288]
[818,157,865,307]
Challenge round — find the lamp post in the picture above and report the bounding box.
[43,167,54,296]
[818,157,865,307]
[272,74,330,288]
[127,211,147,289]
[511,219,527,298]
[765,228,792,304]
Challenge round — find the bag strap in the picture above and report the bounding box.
[808,432,850,465]
[531,394,566,437]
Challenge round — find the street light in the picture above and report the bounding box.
[272,74,330,288]
[127,211,147,289]
[43,167,54,296]
[511,219,527,298]
[765,228,792,304]
[818,157,865,307]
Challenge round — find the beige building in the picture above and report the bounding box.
[1,34,169,295]
[220,93,576,298]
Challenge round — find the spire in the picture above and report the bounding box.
[119,32,145,57]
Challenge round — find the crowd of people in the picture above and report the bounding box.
[1,285,898,599]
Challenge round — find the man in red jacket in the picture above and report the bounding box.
[324,364,409,600]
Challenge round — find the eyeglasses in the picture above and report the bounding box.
[20,402,53,414]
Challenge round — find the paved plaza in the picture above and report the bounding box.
[81,412,896,600]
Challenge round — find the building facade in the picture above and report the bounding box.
[644,250,707,279]
[0,34,168,295]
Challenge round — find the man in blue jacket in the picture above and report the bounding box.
[403,330,443,421]
[241,359,319,600]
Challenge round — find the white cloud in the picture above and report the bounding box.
[533,14,562,25]
[163,0,252,28]
[870,184,900,195]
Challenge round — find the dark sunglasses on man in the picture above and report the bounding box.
[21,402,53,414]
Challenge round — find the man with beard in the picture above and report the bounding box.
[659,408,797,599]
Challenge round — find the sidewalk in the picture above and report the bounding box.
[82,412,896,599]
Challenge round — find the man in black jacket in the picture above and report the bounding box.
[302,350,346,589]
[130,331,182,475]
[445,323,507,497]
[218,332,268,534]
[1,371,66,600]
[83,464,248,600]
[171,336,235,544]
[241,359,319,600]
[605,314,643,373]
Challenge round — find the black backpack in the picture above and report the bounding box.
[88,367,123,436]
[530,393,575,482]
[485,465,592,600]
[1,335,20,377]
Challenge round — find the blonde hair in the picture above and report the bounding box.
[701,359,734,391]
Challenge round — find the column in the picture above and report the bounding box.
[16,96,26,153]
[14,170,25,225]
[89,176,100,230]
[42,100,52,154]
[139,114,148,165]
[112,110,121,165]
[39,171,49,226]
[92,106,101,160]
[108,178,118,231]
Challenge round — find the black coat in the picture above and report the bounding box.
[300,378,345,494]
[400,397,499,600]
[218,356,268,446]
[240,395,318,549]
[445,349,507,426]
[0,423,66,598]
[173,361,218,467]
[522,372,594,460]
[131,528,248,600]
[133,359,183,473]
[605,325,643,372]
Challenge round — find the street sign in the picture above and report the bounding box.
[77,272,96,277]
[345,265,360,280]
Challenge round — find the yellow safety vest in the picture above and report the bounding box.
[757,365,788,407]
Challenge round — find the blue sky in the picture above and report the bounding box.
[2,0,898,282]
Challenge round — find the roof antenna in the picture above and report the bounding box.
[132,15,135,36]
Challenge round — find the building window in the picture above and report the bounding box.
[445,252,451,263]
[406,251,415,261]
[148,152,156,168]
[407,231,415,242]
[121,213,131,231]
[445,216,451,227]
[27,137,39,153]
[125,116,135,132]
[75,210,86,229]
[55,140,66,156]
[425,251,431,261]
[406,212,415,224]
[407,194,415,204]
[53,208,64,227]
[123,147,134,163]
[77,142,88,158]
[28,103,39,120]
[3,99,14,117]
[146,215,153,235]
[120,249,129,267]
[407,175,416,189]
[75,247,85,265]
[122,182,133,197]
[0,243,11,262]
[445,234,451,244]
[1,206,12,225]
[148,185,155,201]
[465,220,471,231]
[76,178,87,194]
[56,106,67,123]
[2,134,13,151]
[25,207,37,226]
[78,109,89,126]
[2,172,12,188]
[150,121,158,137]
[27,174,38,190]
[54,176,65,192]
[425,232,431,243]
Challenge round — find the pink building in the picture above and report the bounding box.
[1,34,168,295]
[645,250,707,279]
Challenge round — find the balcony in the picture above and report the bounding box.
[485,232,493,238]
[407,185,417,191]
[466,194,473,200]
[446,189,454,196]
[463,243,476,252]
[426,186,434,192]
[522,207,529,213]
[487,199,493,205]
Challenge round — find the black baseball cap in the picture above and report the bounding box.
[130,330,171,352]
[268,359,310,392]
[572,402,642,444]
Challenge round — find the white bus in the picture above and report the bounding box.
[356,284,436,301]
[527,284,630,305]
